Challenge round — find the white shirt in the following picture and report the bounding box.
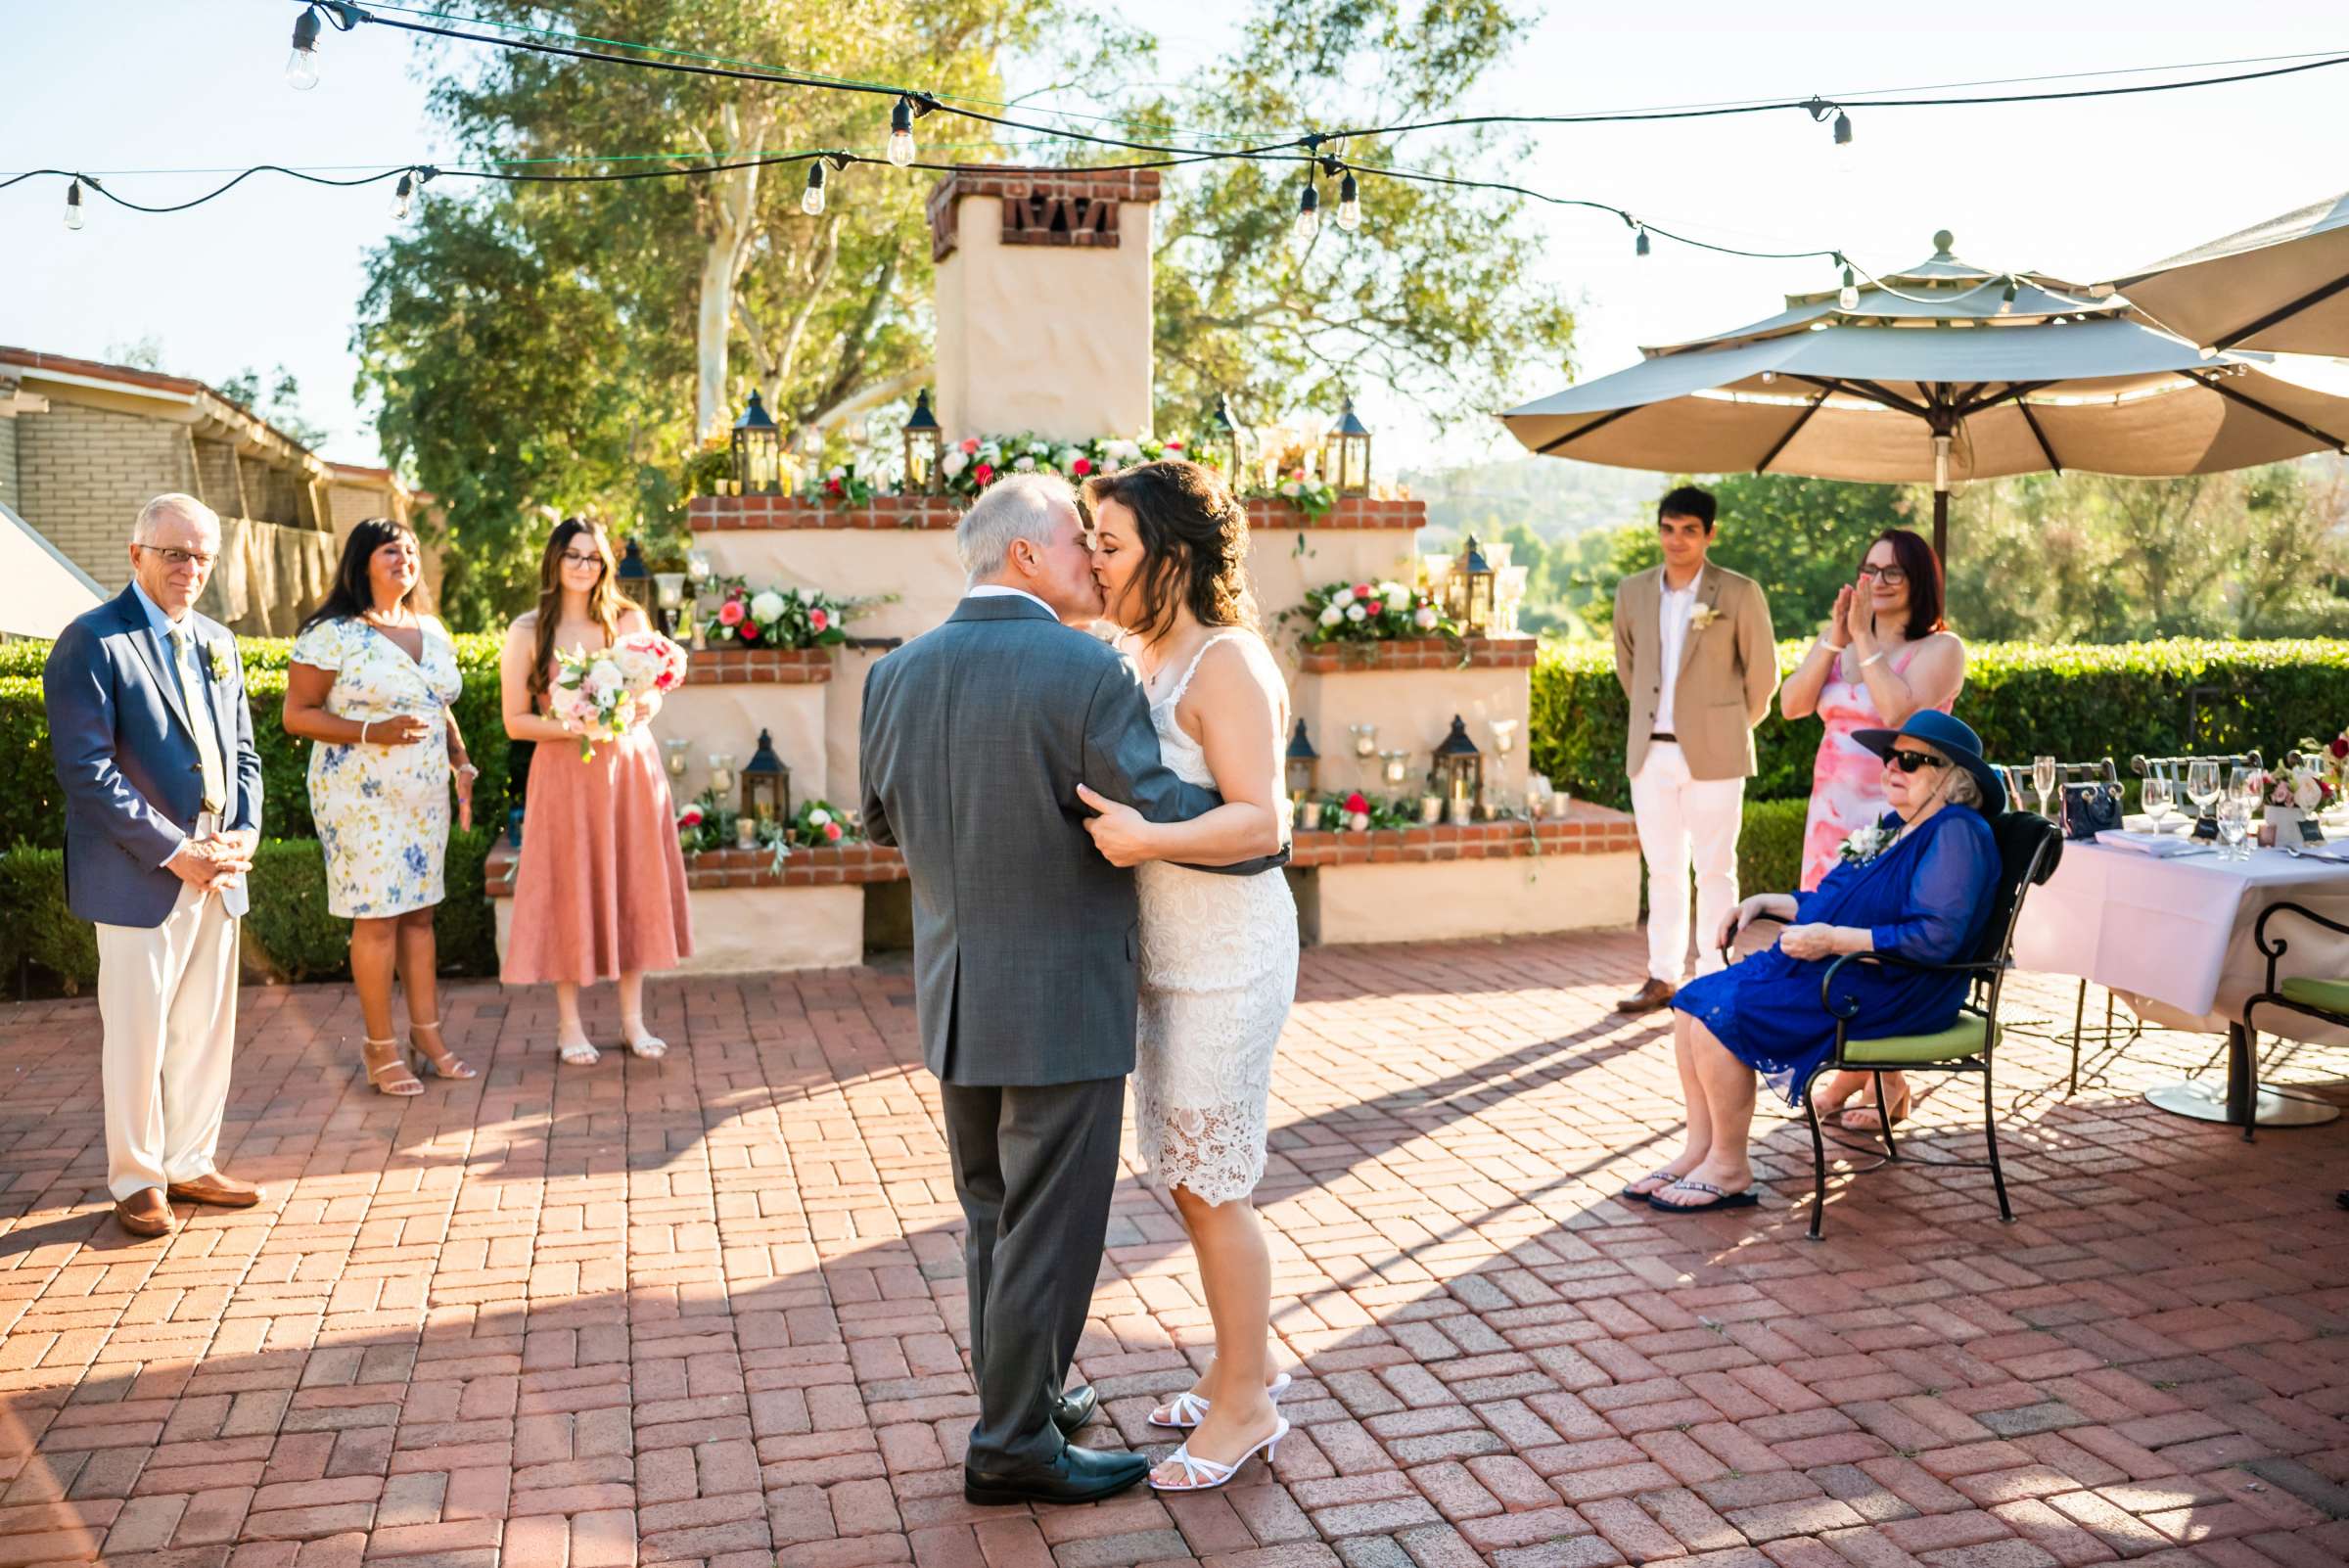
[1652,566,1704,736]
[966,584,1055,616]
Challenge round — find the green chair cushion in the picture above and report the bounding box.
[1843,1015,1996,1065]
[2280,976,2349,1015]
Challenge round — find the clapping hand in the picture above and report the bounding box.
[1844,578,1877,658]
[1074,783,1152,867]
[1828,586,1857,651]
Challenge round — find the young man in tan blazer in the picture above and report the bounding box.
[1612,485,1778,1014]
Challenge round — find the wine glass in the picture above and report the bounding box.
[2186,759,2221,828]
[2142,773,2174,834]
[2032,755,2058,819]
[2217,796,2252,861]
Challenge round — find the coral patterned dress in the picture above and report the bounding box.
[1799,640,1962,891]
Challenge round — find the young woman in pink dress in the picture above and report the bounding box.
[499,520,694,1065]
[1776,528,1964,1129]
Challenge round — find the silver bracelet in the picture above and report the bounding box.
[1861,651,1887,669]
[1818,637,1847,656]
[360,720,372,744]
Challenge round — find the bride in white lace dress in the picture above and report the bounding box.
[1073,460,1299,1495]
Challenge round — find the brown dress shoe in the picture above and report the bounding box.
[115,1188,177,1238]
[1614,978,1678,1015]
[166,1172,263,1208]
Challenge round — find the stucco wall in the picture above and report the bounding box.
[1312,853,1642,945]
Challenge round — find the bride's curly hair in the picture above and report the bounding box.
[1080,459,1256,641]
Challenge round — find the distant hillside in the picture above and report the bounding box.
[1401,457,1665,542]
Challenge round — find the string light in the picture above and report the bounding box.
[887,98,917,167]
[802,161,826,215]
[1635,222,1650,257]
[286,6,322,89]
[1838,261,1859,312]
[389,170,414,219]
[1999,278,2019,314]
[1294,179,1320,242]
[1833,110,1853,154]
[1335,169,1361,232]
[64,179,84,231]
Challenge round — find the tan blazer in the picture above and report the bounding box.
[1614,563,1779,781]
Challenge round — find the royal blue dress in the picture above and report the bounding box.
[1672,805,2002,1106]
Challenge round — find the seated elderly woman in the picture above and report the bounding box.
[1627,710,2007,1213]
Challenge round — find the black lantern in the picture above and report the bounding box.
[1445,534,1497,635]
[1323,396,1372,495]
[616,535,653,613]
[902,388,943,494]
[1434,715,1483,812]
[742,728,792,825]
[1210,393,1247,489]
[732,390,784,495]
[1284,718,1320,799]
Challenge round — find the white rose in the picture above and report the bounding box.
[1280,481,1302,498]
[827,466,846,481]
[750,590,786,623]
[942,450,969,478]
[1413,606,1439,630]
[1013,455,1036,472]
[585,659,624,694]
[1057,447,1082,472]
[808,807,831,826]
[1029,442,1049,457]
[981,442,1001,462]
[2297,776,2324,810]
[1379,581,1406,602]
[1318,605,1344,627]
[1333,586,1356,607]
[1345,604,1367,623]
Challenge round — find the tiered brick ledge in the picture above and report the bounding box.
[680,646,836,685]
[484,841,906,894]
[1298,634,1539,673]
[1292,804,1637,864]
[689,493,1425,531]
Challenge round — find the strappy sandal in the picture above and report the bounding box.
[363,1037,423,1096]
[618,1016,668,1060]
[1148,1417,1288,1493]
[1149,1371,1291,1430]
[1645,1179,1759,1215]
[557,1033,600,1068]
[408,1019,477,1081]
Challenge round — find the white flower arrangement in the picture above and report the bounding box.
[1837,821,1892,865]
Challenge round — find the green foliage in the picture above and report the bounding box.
[1532,637,2349,810]
[1738,798,1809,900]
[0,848,100,995]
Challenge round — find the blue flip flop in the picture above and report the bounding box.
[1645,1179,1760,1214]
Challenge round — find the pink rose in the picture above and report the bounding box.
[1345,791,1369,814]
[1363,601,1382,617]
[1072,457,1092,476]
[808,608,830,632]
[739,619,761,642]
[717,600,745,626]
[1352,582,1372,599]
[960,437,981,454]
[824,821,843,842]
[678,806,703,827]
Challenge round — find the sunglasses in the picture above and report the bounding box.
[1885,749,1951,774]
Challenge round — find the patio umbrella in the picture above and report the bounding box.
[1499,230,2349,563]
[2109,191,2349,354]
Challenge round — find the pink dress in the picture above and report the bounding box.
[1799,641,1962,891]
[503,663,695,986]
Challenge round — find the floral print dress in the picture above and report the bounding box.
[1798,641,1960,890]
[290,615,463,918]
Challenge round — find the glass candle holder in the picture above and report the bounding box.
[734,816,758,850]
[663,738,691,778]
[1350,723,1378,759]
[1420,795,1444,824]
[1447,796,1475,826]
[1380,749,1411,789]
[708,754,736,796]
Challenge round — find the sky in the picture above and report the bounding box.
[7,0,2349,473]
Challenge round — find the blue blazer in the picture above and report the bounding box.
[43,586,264,926]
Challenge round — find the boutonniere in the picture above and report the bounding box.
[207,640,235,681]
[1838,821,1892,865]
[1686,603,1723,632]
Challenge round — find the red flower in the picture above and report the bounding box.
[677,806,703,827]
[1072,457,1093,476]
[808,608,830,633]
[824,821,844,842]
[739,619,762,641]
[973,462,994,485]
[1352,582,1372,599]
[1164,439,1183,450]
[1363,601,1383,617]
[717,600,745,626]
[2331,735,2347,760]
[826,477,844,496]
[1344,791,1369,813]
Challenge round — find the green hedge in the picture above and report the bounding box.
[0,633,510,850]
[1534,637,2349,810]
[1737,798,1808,898]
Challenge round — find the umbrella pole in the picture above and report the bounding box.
[1932,433,1953,566]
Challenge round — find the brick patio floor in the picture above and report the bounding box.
[2,932,2347,1568]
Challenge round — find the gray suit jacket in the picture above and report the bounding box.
[860,595,1277,1086]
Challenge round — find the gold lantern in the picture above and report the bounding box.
[1433,715,1483,813]
[1284,718,1320,799]
[1445,535,1497,635]
[732,391,784,495]
[741,728,792,824]
[902,388,944,494]
[1323,396,1372,495]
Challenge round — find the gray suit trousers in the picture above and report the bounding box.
[940,1077,1125,1471]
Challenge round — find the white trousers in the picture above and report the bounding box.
[94,875,238,1201]
[1630,743,1746,984]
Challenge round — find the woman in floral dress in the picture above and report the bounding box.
[285,519,479,1095]
[1774,528,1963,1129]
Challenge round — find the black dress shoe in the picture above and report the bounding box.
[965,1443,1150,1506]
[1051,1384,1099,1435]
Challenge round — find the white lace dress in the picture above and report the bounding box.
[1130,629,1301,1205]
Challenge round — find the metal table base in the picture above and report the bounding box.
[2142,1023,2342,1133]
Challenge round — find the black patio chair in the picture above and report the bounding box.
[1726,812,2063,1239]
[2236,902,2349,1134]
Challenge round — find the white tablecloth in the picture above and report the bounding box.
[2012,840,2349,1039]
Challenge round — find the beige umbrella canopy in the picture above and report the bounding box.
[2109,191,2349,354]
[1499,231,2349,561]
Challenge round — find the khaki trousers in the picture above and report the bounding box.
[94,865,238,1201]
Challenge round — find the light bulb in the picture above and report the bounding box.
[1832,110,1853,166]
[1999,279,2018,315]
[389,172,413,221]
[802,161,827,216]
[1635,224,1650,257]
[64,179,84,232]
[1760,370,1776,385]
[1335,170,1361,232]
[286,7,322,90]
[887,99,915,167]
[1838,265,1859,312]
[1294,181,1320,242]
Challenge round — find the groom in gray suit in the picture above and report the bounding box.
[860,472,1278,1505]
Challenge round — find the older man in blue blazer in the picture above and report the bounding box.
[43,493,266,1238]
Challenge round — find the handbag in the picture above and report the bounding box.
[2060,781,2123,841]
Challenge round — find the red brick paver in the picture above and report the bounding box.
[1,934,2345,1568]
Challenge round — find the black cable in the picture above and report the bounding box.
[0,163,404,211]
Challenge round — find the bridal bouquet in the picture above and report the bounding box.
[549,628,689,759]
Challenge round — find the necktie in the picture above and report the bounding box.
[168,624,229,814]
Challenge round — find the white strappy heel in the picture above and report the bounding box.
[1148,1370,1291,1430]
[1148,1416,1288,1493]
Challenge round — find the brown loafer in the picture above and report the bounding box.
[166,1172,263,1208]
[115,1188,177,1238]
[1614,978,1678,1015]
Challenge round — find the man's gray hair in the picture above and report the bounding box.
[957,472,1077,581]
[132,493,221,544]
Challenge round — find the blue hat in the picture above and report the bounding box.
[1850,710,2005,818]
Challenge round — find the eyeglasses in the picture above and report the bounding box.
[1858,564,1910,586]
[1885,749,1950,774]
[558,551,605,568]
[133,544,216,570]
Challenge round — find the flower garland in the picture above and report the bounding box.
[784,799,857,849]
[1281,578,1460,651]
[939,433,1196,497]
[698,577,860,649]
[814,462,882,506]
